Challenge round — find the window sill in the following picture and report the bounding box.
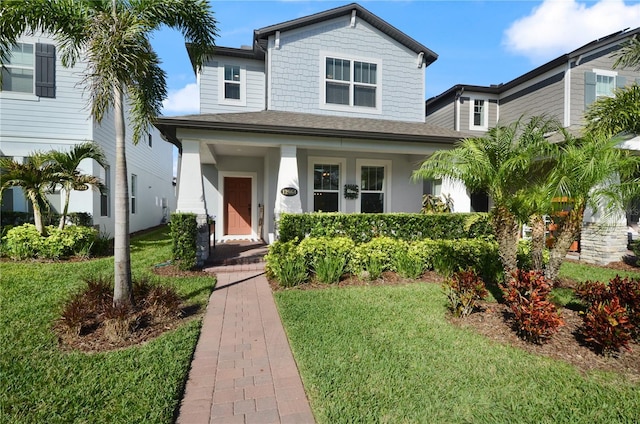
[0,92,40,101]
[319,102,381,115]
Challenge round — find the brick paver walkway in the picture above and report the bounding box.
[176,261,315,424]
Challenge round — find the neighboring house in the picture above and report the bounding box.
[155,3,470,263]
[0,33,177,235]
[426,27,640,264]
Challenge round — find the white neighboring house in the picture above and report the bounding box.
[0,33,176,235]
[155,3,472,264]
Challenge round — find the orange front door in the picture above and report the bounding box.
[224,177,252,235]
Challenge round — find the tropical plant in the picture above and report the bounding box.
[613,35,640,71]
[543,134,640,282]
[45,141,108,230]
[413,116,560,278]
[584,84,640,138]
[0,0,218,307]
[0,153,57,235]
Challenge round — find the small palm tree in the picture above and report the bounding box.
[0,0,218,308]
[0,153,57,235]
[46,142,108,230]
[413,117,560,278]
[585,84,640,138]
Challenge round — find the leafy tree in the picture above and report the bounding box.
[0,154,56,235]
[45,142,108,230]
[413,117,559,278]
[0,0,218,307]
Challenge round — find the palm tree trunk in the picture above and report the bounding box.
[59,187,71,230]
[112,82,133,308]
[529,214,546,272]
[492,206,520,280]
[29,192,45,236]
[545,206,584,283]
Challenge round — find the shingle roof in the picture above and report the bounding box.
[155,111,469,149]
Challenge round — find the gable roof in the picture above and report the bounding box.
[427,26,640,110]
[254,3,437,66]
[155,111,468,150]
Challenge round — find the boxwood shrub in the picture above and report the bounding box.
[169,213,198,270]
[277,212,493,243]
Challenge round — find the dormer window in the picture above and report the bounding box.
[321,53,381,114]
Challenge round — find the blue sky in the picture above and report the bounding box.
[153,0,640,115]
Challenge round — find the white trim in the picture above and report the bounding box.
[469,97,489,131]
[319,51,382,115]
[593,68,617,77]
[417,52,424,68]
[217,62,247,106]
[307,156,346,213]
[350,10,356,28]
[455,96,461,131]
[217,171,259,241]
[355,159,392,213]
[593,68,618,98]
[564,61,571,127]
[275,31,280,49]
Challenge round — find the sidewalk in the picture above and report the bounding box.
[176,243,315,424]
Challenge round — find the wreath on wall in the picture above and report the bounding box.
[344,184,359,199]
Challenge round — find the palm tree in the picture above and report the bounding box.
[544,133,640,282]
[584,84,640,138]
[413,117,559,278]
[0,153,57,235]
[0,0,217,308]
[613,36,640,71]
[45,142,108,230]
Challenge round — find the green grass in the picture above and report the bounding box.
[275,283,640,423]
[559,261,640,283]
[0,226,215,424]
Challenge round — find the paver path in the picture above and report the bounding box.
[176,261,315,424]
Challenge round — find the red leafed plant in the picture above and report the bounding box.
[442,269,488,318]
[502,270,564,343]
[576,277,637,353]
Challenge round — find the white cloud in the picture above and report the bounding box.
[503,0,640,63]
[161,83,200,116]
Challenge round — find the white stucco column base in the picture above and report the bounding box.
[274,145,302,237]
[175,139,209,265]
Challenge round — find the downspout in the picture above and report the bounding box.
[454,87,464,131]
[564,59,572,128]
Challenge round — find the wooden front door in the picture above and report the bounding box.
[224,177,252,235]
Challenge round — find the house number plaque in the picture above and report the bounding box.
[280,187,298,197]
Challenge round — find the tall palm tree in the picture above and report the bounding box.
[45,142,108,230]
[544,133,640,282]
[0,153,57,235]
[0,0,217,308]
[613,36,640,71]
[413,117,559,278]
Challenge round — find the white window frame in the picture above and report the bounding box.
[307,156,347,213]
[131,174,137,215]
[469,97,488,131]
[593,68,617,98]
[319,51,381,115]
[355,159,392,213]
[1,42,35,96]
[218,62,247,106]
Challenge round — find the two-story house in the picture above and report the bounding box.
[426,27,640,264]
[155,3,469,261]
[0,33,177,235]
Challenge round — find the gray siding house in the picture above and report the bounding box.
[426,28,640,264]
[0,33,177,235]
[155,3,470,263]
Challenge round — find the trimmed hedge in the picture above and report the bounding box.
[0,211,93,228]
[170,213,198,270]
[277,212,493,243]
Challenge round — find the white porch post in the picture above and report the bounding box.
[176,139,209,265]
[274,145,302,236]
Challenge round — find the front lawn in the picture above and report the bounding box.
[275,274,640,423]
[0,227,215,423]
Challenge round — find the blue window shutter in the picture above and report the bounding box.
[584,71,596,108]
[616,76,626,88]
[35,43,55,98]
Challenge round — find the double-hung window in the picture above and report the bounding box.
[470,98,488,131]
[224,65,241,100]
[595,74,615,98]
[218,63,246,106]
[1,43,34,94]
[323,54,380,112]
[585,70,624,107]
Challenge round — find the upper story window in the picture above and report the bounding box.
[1,42,55,98]
[218,63,246,106]
[469,98,488,131]
[585,70,624,107]
[321,53,381,113]
[595,73,615,98]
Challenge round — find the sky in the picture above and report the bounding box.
[153,0,640,116]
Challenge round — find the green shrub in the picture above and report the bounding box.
[394,249,424,279]
[313,253,347,284]
[443,269,488,317]
[297,236,354,271]
[265,240,308,287]
[2,224,98,260]
[169,213,198,270]
[349,237,405,275]
[365,256,384,281]
[3,224,41,260]
[278,212,493,243]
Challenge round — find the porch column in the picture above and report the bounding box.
[176,139,209,265]
[274,146,302,232]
